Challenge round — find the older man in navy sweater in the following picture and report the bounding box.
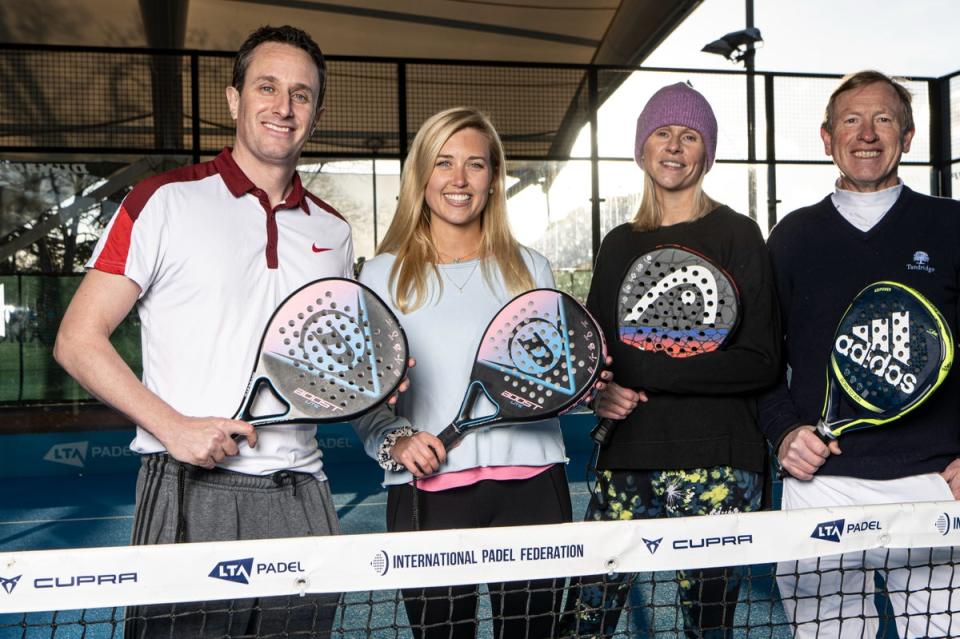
[760,70,960,638]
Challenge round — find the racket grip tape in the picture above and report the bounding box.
[590,418,616,446]
[437,425,462,450]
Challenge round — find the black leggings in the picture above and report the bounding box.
[386,464,572,639]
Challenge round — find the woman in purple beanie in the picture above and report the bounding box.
[561,83,781,638]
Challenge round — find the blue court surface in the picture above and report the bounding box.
[0,416,601,551]
[0,413,800,638]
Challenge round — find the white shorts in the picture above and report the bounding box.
[778,474,960,638]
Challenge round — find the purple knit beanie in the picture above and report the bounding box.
[634,82,718,172]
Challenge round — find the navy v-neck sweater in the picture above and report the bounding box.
[760,187,960,479]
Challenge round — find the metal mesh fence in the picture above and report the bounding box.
[0,46,945,164]
[405,63,590,158]
[0,49,192,151]
[0,46,952,403]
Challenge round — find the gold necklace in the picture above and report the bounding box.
[436,247,480,264]
[440,259,480,294]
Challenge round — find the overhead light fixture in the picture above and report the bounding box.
[701,27,763,64]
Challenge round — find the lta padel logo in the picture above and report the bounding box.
[811,519,845,543]
[834,312,917,394]
[209,558,254,584]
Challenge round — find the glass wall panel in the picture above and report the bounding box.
[899,165,934,195]
[598,161,770,237]
[298,159,401,261]
[774,76,930,163]
[598,160,642,238]
[948,75,960,166]
[506,160,593,301]
[0,154,164,402]
[774,164,932,227]
[773,77,838,162]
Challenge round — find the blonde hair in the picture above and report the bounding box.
[377,107,534,313]
[631,163,718,232]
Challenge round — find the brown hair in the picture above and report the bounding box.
[232,25,326,106]
[822,70,913,136]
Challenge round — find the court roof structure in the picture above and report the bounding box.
[0,0,702,65]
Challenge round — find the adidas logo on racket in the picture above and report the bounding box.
[834,312,917,395]
[815,281,954,441]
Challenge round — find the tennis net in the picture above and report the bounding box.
[2,500,959,638]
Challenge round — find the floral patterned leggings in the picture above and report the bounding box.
[560,467,762,639]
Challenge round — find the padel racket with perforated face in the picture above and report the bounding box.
[436,289,605,449]
[816,281,953,441]
[232,278,408,427]
[591,244,741,445]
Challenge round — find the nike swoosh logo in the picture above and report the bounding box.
[312,244,331,253]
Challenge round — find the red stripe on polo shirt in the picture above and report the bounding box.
[94,205,135,274]
[304,191,346,222]
[93,159,220,274]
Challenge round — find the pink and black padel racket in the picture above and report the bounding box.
[591,244,740,445]
[437,288,606,448]
[232,278,408,427]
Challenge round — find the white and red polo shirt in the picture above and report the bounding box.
[88,148,353,479]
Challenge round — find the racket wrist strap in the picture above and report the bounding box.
[377,425,417,472]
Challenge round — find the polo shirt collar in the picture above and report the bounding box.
[213,147,310,213]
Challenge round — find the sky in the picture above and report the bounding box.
[645,0,960,78]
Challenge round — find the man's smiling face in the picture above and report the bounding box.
[226,42,323,172]
[821,81,914,193]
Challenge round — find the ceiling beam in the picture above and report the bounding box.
[228,0,599,48]
[593,0,703,66]
[139,0,189,48]
[546,0,704,161]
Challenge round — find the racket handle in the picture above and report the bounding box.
[437,424,462,450]
[590,418,616,447]
[814,420,836,445]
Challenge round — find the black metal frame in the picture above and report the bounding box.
[0,43,953,251]
[1,44,957,409]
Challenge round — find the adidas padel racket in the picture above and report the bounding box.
[591,244,740,445]
[815,281,953,441]
[232,278,408,427]
[436,288,606,449]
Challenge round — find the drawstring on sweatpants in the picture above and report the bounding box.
[175,463,187,543]
[271,470,298,497]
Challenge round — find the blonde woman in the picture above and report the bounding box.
[354,107,571,639]
[561,83,780,638]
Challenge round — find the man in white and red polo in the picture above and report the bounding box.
[56,25,349,637]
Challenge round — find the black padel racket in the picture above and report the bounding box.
[436,288,606,449]
[232,278,408,427]
[591,244,740,445]
[815,281,953,441]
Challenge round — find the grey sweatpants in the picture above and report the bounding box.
[124,454,341,639]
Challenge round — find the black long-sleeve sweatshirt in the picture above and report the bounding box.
[589,206,781,473]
